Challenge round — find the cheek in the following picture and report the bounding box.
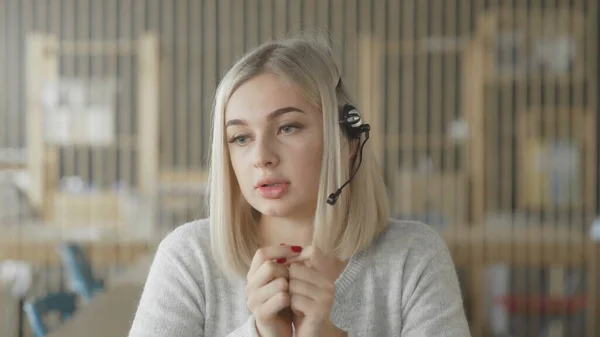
[293,138,322,183]
[229,151,250,186]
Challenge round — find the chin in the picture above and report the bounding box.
[253,201,295,218]
[251,198,317,220]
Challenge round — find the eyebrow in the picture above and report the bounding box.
[226,106,304,128]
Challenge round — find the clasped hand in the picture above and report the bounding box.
[245,244,346,337]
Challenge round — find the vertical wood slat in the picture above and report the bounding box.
[137,35,159,196]
[135,0,147,194]
[468,1,485,335]
[527,2,541,336]
[161,0,174,171]
[330,0,344,72]
[401,0,415,219]
[121,0,133,188]
[176,0,189,171]
[203,0,217,165]
[343,0,357,95]
[105,0,119,263]
[273,0,287,38]
[175,0,190,226]
[89,0,105,264]
[373,0,385,167]
[555,1,572,334]
[302,0,316,29]
[587,0,599,335]
[499,1,511,226]
[498,0,514,333]
[190,0,202,169]
[358,0,383,164]
[567,3,585,335]
[415,0,427,235]
[0,0,4,148]
[317,0,329,31]
[116,0,132,251]
[446,0,458,226]
[6,1,18,148]
[76,0,90,212]
[260,0,273,41]
[386,0,400,218]
[245,0,259,50]
[431,0,443,228]
[218,0,232,79]
[232,0,245,62]
[146,0,160,174]
[25,36,47,225]
[288,0,302,34]
[62,0,76,220]
[510,4,525,336]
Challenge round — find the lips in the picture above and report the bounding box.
[255,178,290,199]
[255,178,290,188]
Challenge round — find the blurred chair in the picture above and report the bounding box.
[23,291,77,337]
[58,243,104,301]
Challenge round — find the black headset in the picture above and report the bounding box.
[326,103,371,205]
[339,104,371,140]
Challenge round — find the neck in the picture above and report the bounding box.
[258,214,314,247]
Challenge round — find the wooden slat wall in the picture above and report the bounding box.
[0,1,599,336]
[0,0,380,159]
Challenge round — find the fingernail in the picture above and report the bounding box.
[276,258,287,263]
[291,246,302,253]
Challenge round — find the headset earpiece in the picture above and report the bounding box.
[340,104,370,140]
[327,104,371,205]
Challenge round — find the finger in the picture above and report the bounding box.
[247,277,288,310]
[247,260,289,291]
[289,262,327,287]
[248,245,303,277]
[288,278,327,302]
[284,246,326,271]
[290,293,313,317]
[256,292,291,322]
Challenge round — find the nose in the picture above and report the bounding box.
[253,135,279,168]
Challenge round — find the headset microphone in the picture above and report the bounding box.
[327,104,370,206]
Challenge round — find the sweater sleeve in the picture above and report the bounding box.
[400,245,471,337]
[127,245,205,337]
[128,243,261,337]
[226,316,261,337]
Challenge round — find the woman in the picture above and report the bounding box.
[128,33,470,337]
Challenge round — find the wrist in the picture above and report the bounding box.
[322,319,346,337]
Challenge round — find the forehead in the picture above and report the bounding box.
[225,73,314,120]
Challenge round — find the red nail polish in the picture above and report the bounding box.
[291,246,302,253]
[276,258,286,263]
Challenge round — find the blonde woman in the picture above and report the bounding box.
[129,33,470,337]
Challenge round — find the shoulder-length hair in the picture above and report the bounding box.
[207,32,390,278]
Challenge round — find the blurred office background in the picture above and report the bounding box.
[0,0,598,336]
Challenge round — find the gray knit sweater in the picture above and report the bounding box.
[128,218,471,336]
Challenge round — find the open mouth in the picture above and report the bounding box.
[261,182,285,187]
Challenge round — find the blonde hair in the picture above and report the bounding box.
[207,32,390,278]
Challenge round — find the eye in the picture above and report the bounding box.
[279,123,302,135]
[229,135,250,145]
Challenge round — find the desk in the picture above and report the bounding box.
[46,284,143,337]
[442,225,600,337]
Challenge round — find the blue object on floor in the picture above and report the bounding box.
[23,291,77,337]
[58,242,104,301]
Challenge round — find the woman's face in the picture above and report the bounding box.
[225,72,323,220]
